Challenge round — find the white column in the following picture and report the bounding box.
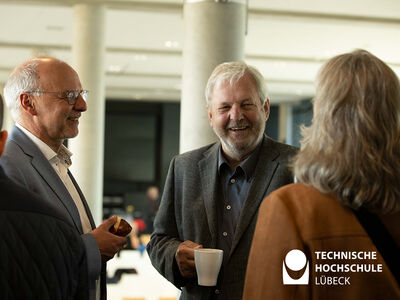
[0,84,14,132]
[69,3,106,225]
[278,103,288,144]
[180,0,247,153]
[286,104,294,146]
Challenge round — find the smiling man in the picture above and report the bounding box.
[147,61,298,300]
[0,57,127,300]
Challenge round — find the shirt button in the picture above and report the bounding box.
[215,289,220,295]
[223,232,228,237]
[226,205,231,210]
[230,178,236,184]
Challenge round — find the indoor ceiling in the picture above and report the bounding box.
[0,0,399,104]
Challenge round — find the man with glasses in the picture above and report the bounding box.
[0,95,89,299]
[0,57,126,300]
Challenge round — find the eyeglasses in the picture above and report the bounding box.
[27,90,89,105]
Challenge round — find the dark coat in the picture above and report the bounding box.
[0,125,105,299]
[0,166,88,300]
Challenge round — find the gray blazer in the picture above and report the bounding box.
[0,125,104,300]
[147,135,298,300]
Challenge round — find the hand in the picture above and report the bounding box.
[90,215,127,262]
[175,240,202,278]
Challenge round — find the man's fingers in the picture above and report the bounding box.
[186,259,196,269]
[119,237,128,248]
[175,241,201,278]
[97,215,118,231]
[182,240,202,249]
[178,260,197,277]
[176,246,194,261]
[102,215,118,227]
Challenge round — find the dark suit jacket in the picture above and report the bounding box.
[0,125,105,300]
[147,135,298,299]
[0,165,89,300]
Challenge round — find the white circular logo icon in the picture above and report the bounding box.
[285,249,307,271]
[283,249,309,285]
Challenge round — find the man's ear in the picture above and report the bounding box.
[20,93,37,116]
[0,130,8,157]
[263,98,270,121]
[206,105,213,128]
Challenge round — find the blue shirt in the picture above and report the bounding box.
[216,140,263,264]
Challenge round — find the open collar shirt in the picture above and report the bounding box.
[216,139,263,261]
[16,123,92,234]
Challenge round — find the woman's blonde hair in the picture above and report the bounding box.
[293,49,400,213]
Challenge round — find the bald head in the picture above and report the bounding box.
[3,56,86,152]
[36,59,81,95]
[3,57,77,122]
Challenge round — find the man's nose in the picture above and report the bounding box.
[74,94,87,112]
[230,104,243,121]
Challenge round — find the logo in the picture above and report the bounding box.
[283,249,309,285]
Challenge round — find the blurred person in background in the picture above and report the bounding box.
[243,49,400,300]
[144,185,160,234]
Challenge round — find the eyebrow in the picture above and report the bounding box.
[218,102,232,106]
[218,99,252,105]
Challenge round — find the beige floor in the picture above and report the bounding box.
[107,250,180,300]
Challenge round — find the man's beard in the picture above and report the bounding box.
[214,120,265,160]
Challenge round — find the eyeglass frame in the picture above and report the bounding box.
[26,90,89,105]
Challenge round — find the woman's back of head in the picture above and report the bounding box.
[294,49,400,214]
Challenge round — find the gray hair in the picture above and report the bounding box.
[3,59,41,123]
[205,61,268,105]
[293,49,400,214]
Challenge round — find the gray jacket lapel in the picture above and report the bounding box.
[198,142,220,248]
[230,136,280,255]
[10,126,84,234]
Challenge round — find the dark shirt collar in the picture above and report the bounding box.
[218,138,264,180]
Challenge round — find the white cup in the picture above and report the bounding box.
[194,248,224,286]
